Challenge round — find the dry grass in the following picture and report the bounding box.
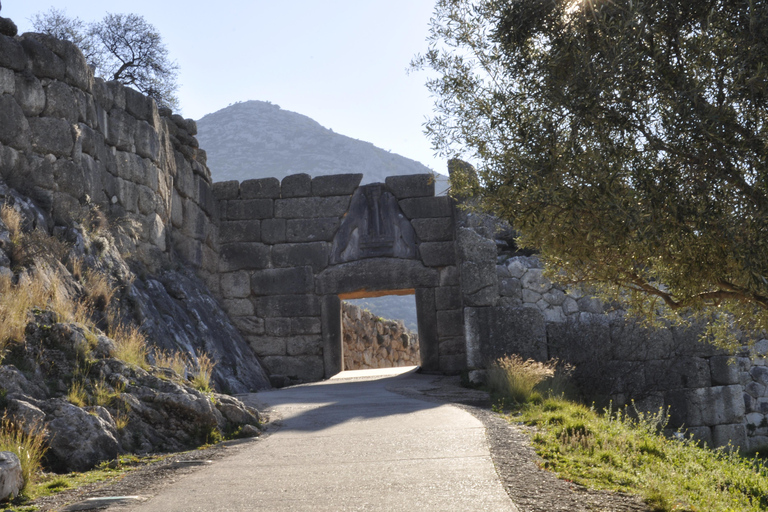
[0,413,48,492]
[81,269,116,312]
[154,350,189,378]
[67,379,87,407]
[108,320,148,370]
[191,352,216,392]
[488,355,562,404]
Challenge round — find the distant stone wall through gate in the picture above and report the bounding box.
[212,173,465,386]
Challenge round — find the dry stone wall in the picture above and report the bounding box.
[0,31,218,280]
[341,302,420,370]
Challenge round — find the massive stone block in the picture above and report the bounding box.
[219,243,271,272]
[399,196,453,219]
[274,196,350,219]
[212,180,239,200]
[0,95,29,150]
[251,267,314,296]
[224,198,273,220]
[255,294,321,318]
[14,73,45,117]
[0,34,26,71]
[436,309,463,337]
[281,173,312,197]
[272,242,329,272]
[241,177,280,199]
[464,306,547,367]
[219,220,260,243]
[286,217,339,242]
[316,258,438,295]
[311,173,362,196]
[420,241,456,267]
[43,80,79,123]
[385,174,435,199]
[261,218,286,244]
[411,217,454,242]
[29,117,74,157]
[261,355,324,381]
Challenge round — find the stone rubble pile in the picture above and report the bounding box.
[342,302,420,370]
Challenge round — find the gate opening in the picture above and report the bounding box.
[340,290,420,371]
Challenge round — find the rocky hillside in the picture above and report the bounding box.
[196,100,449,191]
[0,177,267,474]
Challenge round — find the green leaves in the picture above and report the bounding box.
[416,0,768,343]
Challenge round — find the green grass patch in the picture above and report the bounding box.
[511,397,768,511]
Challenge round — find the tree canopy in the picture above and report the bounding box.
[32,9,179,110]
[414,0,768,346]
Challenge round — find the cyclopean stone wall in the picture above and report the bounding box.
[212,173,463,387]
[459,210,762,450]
[0,31,218,282]
[341,302,420,370]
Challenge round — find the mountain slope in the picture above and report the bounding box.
[196,100,447,188]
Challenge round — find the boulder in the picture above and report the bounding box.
[0,452,22,501]
[42,399,120,473]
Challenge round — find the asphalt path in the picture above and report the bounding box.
[125,367,519,511]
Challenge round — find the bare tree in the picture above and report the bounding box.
[31,9,179,110]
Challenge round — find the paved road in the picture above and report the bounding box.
[126,368,519,511]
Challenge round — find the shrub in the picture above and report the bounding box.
[154,349,189,378]
[0,413,47,492]
[487,355,563,404]
[191,352,215,393]
[109,320,148,370]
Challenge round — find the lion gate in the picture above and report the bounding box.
[212,173,465,386]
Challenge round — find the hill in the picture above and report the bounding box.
[196,100,449,192]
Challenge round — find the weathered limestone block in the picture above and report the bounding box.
[464,306,547,367]
[435,286,461,311]
[241,177,280,199]
[219,220,260,243]
[29,117,74,157]
[439,266,460,286]
[261,355,324,381]
[181,199,207,241]
[712,424,747,449]
[19,34,66,81]
[233,317,265,336]
[286,217,339,242]
[385,174,435,199]
[399,196,452,219]
[316,258,438,294]
[265,317,292,336]
[292,317,322,335]
[135,120,160,162]
[287,336,323,356]
[611,319,675,361]
[272,242,329,272]
[0,452,22,502]
[222,298,255,317]
[52,158,84,198]
[23,33,92,91]
[170,188,183,228]
[312,173,362,196]
[437,309,463,337]
[124,86,154,122]
[107,81,126,110]
[137,185,157,216]
[219,242,271,272]
[255,294,321,318]
[0,95,29,150]
[43,79,78,123]
[420,241,455,267]
[261,218,286,244]
[274,196,351,219]
[251,267,314,296]
[710,356,740,386]
[667,385,745,428]
[220,271,251,299]
[0,68,14,95]
[0,34,26,71]
[224,199,273,220]
[106,108,137,152]
[411,217,454,242]
[281,173,312,197]
[460,261,498,306]
[115,177,139,212]
[212,180,239,200]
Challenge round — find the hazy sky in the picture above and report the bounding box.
[4,1,447,174]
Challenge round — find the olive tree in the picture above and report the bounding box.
[32,9,179,110]
[414,0,768,346]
